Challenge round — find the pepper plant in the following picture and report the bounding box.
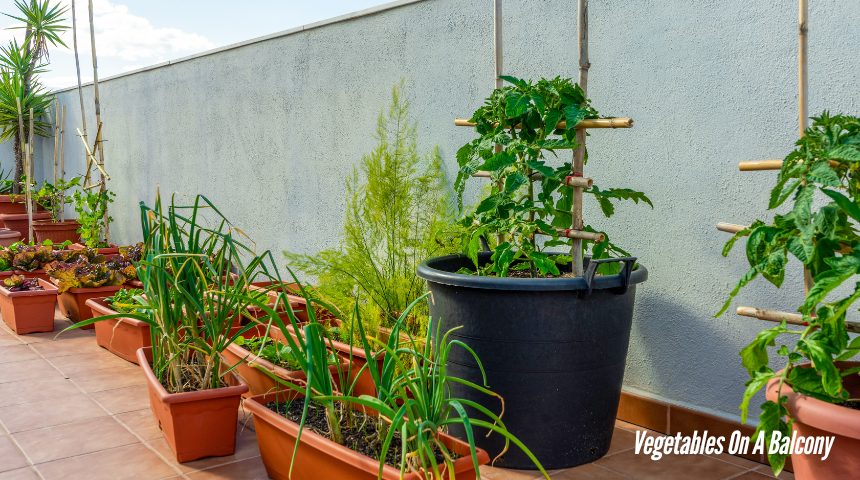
[718,112,860,475]
[455,76,651,277]
[35,176,81,222]
[73,187,114,248]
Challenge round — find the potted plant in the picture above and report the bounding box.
[244,287,549,480]
[86,288,150,364]
[63,192,270,462]
[32,177,82,244]
[0,168,25,216]
[415,76,650,469]
[0,275,57,334]
[46,258,124,327]
[72,187,118,254]
[719,112,860,479]
[0,243,71,281]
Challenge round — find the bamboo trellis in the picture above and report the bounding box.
[717,0,817,327]
[458,0,632,277]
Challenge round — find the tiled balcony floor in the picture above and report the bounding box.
[0,312,794,480]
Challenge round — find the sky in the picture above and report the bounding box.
[0,0,392,89]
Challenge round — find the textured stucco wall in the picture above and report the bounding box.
[2,0,859,422]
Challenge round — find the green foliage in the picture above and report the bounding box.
[73,188,115,248]
[720,112,860,475]
[284,81,461,339]
[234,336,304,372]
[35,176,81,222]
[455,76,651,277]
[106,288,144,315]
[0,168,14,194]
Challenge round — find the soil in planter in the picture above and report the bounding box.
[157,363,230,393]
[236,337,301,370]
[838,400,860,411]
[267,398,458,468]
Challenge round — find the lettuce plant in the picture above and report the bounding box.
[719,112,860,475]
[3,275,42,291]
[455,76,651,277]
[45,260,125,293]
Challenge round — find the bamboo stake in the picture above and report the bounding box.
[88,0,109,244]
[570,0,590,277]
[77,127,110,180]
[60,105,66,221]
[470,171,594,188]
[71,0,88,169]
[737,306,860,334]
[27,108,34,243]
[53,101,59,185]
[716,222,748,234]
[454,118,633,129]
[739,160,783,171]
[493,0,504,245]
[15,98,27,241]
[799,0,809,137]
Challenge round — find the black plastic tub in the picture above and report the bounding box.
[417,253,647,470]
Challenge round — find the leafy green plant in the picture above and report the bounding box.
[285,81,461,339]
[234,336,304,371]
[0,167,14,194]
[73,187,114,248]
[454,76,651,278]
[35,176,81,222]
[3,274,41,291]
[106,288,143,315]
[718,112,860,475]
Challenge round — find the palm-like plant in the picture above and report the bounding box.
[3,0,68,63]
[0,67,53,144]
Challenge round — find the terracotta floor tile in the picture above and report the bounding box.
[0,359,63,384]
[613,419,662,436]
[606,428,637,456]
[90,384,151,414]
[19,320,94,344]
[237,404,255,431]
[46,349,134,375]
[29,337,100,358]
[35,443,177,480]
[0,393,107,433]
[594,448,747,480]
[0,437,28,473]
[0,468,39,480]
[185,457,269,480]
[479,466,545,479]
[0,333,24,347]
[753,465,795,479]
[149,425,260,473]
[13,416,138,464]
[66,364,145,393]
[115,409,163,442]
[0,346,39,365]
[0,377,80,408]
[551,463,633,479]
[710,452,764,469]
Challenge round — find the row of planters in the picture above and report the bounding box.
[41,78,653,480]
[0,174,115,248]
[61,192,549,479]
[0,241,143,334]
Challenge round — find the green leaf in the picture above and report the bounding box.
[740,367,775,423]
[527,251,559,276]
[739,320,787,375]
[505,93,531,117]
[499,75,526,88]
[563,105,586,128]
[491,242,517,277]
[456,143,474,167]
[755,399,791,475]
[836,336,860,362]
[785,236,811,264]
[800,337,843,397]
[716,262,763,317]
[544,109,563,132]
[814,204,840,240]
[529,92,546,116]
[504,172,527,193]
[596,195,614,217]
[827,145,860,162]
[788,367,832,402]
[478,152,516,171]
[806,162,841,186]
[821,188,860,223]
[526,159,555,179]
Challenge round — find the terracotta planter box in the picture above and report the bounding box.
[766,362,860,480]
[0,195,26,216]
[50,278,123,328]
[0,229,21,247]
[123,279,144,290]
[137,347,248,463]
[246,390,489,480]
[87,297,151,364]
[0,278,58,334]
[69,243,120,256]
[0,212,52,243]
[33,220,80,245]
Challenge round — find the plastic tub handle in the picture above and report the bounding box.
[581,257,637,298]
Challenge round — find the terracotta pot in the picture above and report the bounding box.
[123,279,144,290]
[69,242,120,256]
[136,347,248,462]
[87,297,150,364]
[50,277,123,328]
[0,229,21,247]
[246,390,489,480]
[13,269,50,282]
[0,278,58,334]
[0,212,52,243]
[32,220,80,245]
[0,195,26,216]
[766,362,860,480]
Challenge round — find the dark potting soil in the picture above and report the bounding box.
[266,399,457,469]
[838,400,860,411]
